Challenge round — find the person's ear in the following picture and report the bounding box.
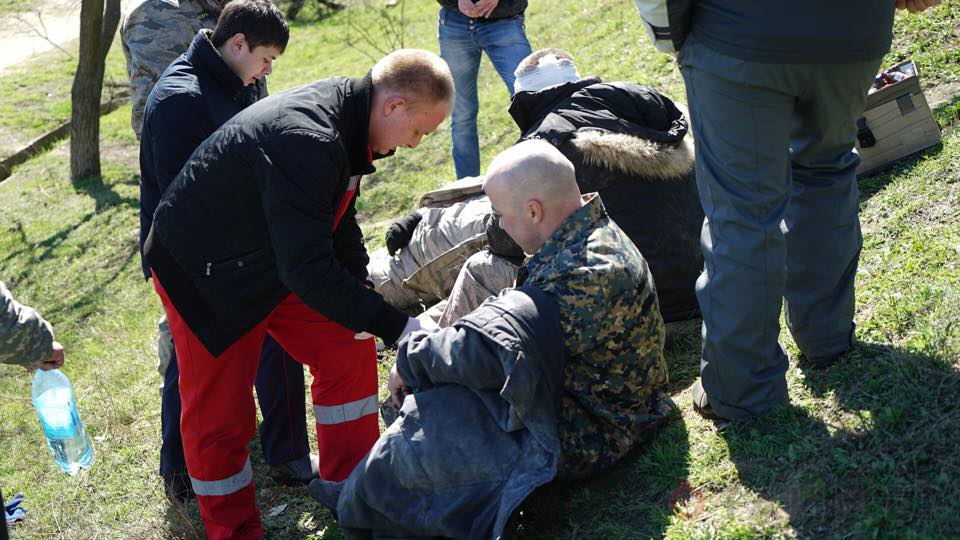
[528,200,544,224]
[382,95,406,117]
[229,33,247,56]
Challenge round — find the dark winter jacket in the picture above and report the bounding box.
[508,77,704,322]
[437,0,526,19]
[690,0,894,64]
[145,74,409,356]
[337,286,565,540]
[138,29,259,279]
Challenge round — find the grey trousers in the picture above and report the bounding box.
[679,36,881,419]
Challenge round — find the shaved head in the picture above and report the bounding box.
[483,140,583,254]
[484,139,580,210]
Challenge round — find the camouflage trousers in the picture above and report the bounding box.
[367,197,491,310]
[431,250,520,328]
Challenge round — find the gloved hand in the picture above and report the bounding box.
[485,212,525,264]
[385,212,423,256]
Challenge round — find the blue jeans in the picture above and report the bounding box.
[679,36,880,419]
[160,333,308,478]
[438,7,531,179]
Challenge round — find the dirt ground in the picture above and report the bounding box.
[0,0,81,73]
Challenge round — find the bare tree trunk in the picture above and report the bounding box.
[69,0,121,183]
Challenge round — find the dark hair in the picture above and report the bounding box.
[211,0,289,53]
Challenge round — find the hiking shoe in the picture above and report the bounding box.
[308,478,343,513]
[163,471,195,503]
[690,380,728,422]
[269,453,319,485]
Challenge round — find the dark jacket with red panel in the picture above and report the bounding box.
[145,74,409,356]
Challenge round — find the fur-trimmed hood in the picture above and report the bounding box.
[510,77,694,182]
[572,127,694,181]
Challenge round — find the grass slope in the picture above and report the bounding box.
[0,1,958,538]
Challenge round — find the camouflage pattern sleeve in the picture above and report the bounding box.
[0,281,54,367]
[121,0,217,139]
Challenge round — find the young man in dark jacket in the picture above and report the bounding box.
[145,48,453,539]
[138,0,310,503]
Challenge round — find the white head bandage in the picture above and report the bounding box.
[513,54,580,93]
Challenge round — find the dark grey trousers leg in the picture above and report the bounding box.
[679,36,880,418]
[784,60,879,359]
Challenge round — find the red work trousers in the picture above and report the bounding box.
[153,276,379,540]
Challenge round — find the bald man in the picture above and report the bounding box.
[311,141,673,538]
[476,140,672,478]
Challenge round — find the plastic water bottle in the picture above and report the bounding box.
[31,369,94,475]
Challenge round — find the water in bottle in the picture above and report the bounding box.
[31,369,94,475]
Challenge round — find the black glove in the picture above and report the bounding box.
[485,212,525,265]
[385,212,423,256]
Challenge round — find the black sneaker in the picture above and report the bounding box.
[163,471,195,503]
[690,380,728,422]
[269,454,319,485]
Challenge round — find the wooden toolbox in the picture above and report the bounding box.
[854,60,941,176]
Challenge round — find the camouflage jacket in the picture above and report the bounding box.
[521,194,671,479]
[121,0,222,139]
[0,281,54,367]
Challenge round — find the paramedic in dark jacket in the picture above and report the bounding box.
[138,0,315,502]
[144,49,453,539]
[673,0,940,422]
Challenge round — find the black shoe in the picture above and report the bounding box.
[690,380,728,422]
[308,478,343,513]
[163,471,195,503]
[270,454,320,486]
[269,453,319,485]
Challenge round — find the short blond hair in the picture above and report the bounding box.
[372,49,454,108]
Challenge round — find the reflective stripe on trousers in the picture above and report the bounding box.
[190,456,253,497]
[313,394,378,425]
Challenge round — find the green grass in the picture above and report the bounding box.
[0,32,128,159]
[1,0,959,538]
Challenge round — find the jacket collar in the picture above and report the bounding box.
[342,73,377,176]
[188,29,250,104]
[200,0,223,15]
[508,76,602,133]
[524,193,605,277]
